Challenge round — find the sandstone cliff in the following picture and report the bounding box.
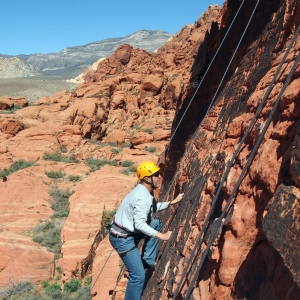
[0,1,299,299]
[0,4,221,297]
[140,0,300,299]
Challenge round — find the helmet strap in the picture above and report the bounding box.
[141,177,157,190]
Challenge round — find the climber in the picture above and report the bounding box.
[109,161,183,300]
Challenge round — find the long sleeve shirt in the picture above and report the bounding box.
[114,184,168,237]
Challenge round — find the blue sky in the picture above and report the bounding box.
[1,0,224,56]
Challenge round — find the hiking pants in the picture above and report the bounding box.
[109,219,162,300]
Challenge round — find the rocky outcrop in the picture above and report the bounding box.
[0,96,28,110]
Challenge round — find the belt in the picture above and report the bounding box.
[109,229,129,238]
[111,222,129,235]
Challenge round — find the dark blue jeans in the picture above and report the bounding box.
[109,219,162,300]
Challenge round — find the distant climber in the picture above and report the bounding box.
[2,176,7,182]
[109,161,183,300]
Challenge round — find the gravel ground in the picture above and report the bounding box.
[0,76,79,102]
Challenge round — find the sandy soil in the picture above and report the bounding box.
[0,76,79,102]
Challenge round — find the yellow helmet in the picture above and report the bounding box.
[136,161,160,180]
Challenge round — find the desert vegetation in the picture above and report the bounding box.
[32,187,74,256]
[0,159,36,177]
[0,276,92,300]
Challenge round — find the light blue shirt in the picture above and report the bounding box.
[114,184,168,237]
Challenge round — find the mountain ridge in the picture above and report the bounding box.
[0,30,172,79]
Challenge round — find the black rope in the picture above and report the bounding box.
[172,21,300,300]
[167,0,246,147]
[183,47,300,300]
[159,0,247,204]
[91,7,300,300]
[91,246,114,291]
[171,0,263,296]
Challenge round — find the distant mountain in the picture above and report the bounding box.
[0,57,41,79]
[0,30,172,79]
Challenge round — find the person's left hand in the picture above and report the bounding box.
[171,193,184,204]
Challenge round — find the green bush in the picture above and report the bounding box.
[45,283,62,299]
[0,104,23,114]
[111,147,122,154]
[64,278,82,293]
[142,128,153,134]
[42,280,50,288]
[85,276,92,286]
[103,208,117,234]
[32,219,62,254]
[144,146,156,153]
[121,160,134,167]
[72,285,92,300]
[85,139,108,148]
[0,281,37,299]
[32,187,73,256]
[123,142,131,148]
[45,171,65,179]
[85,158,117,172]
[43,152,78,163]
[0,159,35,177]
[132,124,140,130]
[68,175,81,182]
[60,145,67,153]
[50,187,73,218]
[120,165,136,176]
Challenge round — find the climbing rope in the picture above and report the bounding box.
[90,247,114,291]
[159,0,247,209]
[166,0,261,293]
[183,47,300,300]
[91,4,300,297]
[172,16,300,300]
[167,0,246,147]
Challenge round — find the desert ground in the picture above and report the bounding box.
[0,76,78,102]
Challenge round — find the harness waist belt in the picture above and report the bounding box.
[109,228,128,238]
[111,222,130,235]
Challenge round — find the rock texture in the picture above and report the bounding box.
[140,0,300,299]
[0,1,300,299]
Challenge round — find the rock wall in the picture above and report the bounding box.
[141,0,300,299]
[1,1,299,299]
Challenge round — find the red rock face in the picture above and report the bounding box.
[1,0,299,299]
[141,0,300,299]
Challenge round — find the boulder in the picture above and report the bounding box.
[0,96,28,110]
[130,132,154,145]
[104,129,126,143]
[0,118,26,135]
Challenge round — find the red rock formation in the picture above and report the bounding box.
[141,0,300,299]
[1,1,299,299]
[0,96,28,110]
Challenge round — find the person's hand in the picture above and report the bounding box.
[156,231,172,241]
[172,193,184,204]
